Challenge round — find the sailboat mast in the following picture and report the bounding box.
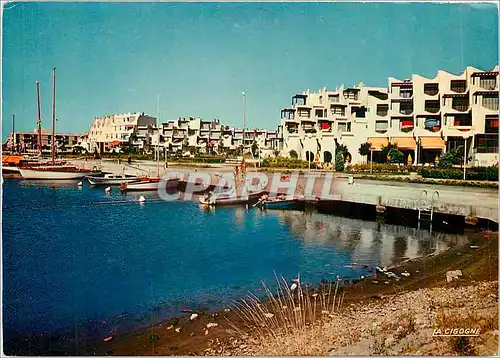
[51,67,56,164]
[36,81,42,155]
[156,93,160,176]
[12,114,15,153]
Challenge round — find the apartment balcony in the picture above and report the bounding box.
[471,71,498,91]
[450,80,467,94]
[423,83,439,97]
[446,125,475,137]
[375,120,389,134]
[399,119,414,133]
[398,108,414,116]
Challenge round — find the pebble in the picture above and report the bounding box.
[175,327,181,333]
[190,313,199,321]
[264,313,274,318]
[207,323,218,329]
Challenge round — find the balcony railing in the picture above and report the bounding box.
[425,105,440,114]
[451,104,469,112]
[424,84,439,96]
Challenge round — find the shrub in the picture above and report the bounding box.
[438,145,464,169]
[421,168,463,179]
[387,148,405,164]
[289,150,298,159]
[335,152,345,172]
[422,167,498,181]
[347,163,419,174]
[261,156,318,169]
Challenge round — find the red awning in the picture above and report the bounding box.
[401,120,414,128]
[109,140,121,147]
[321,123,331,130]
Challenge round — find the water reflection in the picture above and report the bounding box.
[264,210,468,267]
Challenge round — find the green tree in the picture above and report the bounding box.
[251,142,259,157]
[387,148,405,163]
[381,143,398,163]
[358,142,372,162]
[438,145,464,168]
[289,149,298,159]
[335,152,345,171]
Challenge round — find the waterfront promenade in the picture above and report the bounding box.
[72,159,498,222]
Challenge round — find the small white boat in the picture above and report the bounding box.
[87,173,139,186]
[19,165,91,180]
[120,176,180,192]
[199,186,266,206]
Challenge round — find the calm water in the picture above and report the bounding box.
[2,178,467,346]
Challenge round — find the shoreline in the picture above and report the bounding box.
[6,228,495,356]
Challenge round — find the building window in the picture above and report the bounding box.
[451,97,469,111]
[452,114,472,126]
[338,122,351,132]
[482,94,499,111]
[376,104,389,116]
[399,88,413,98]
[399,102,413,115]
[424,83,439,96]
[343,91,358,101]
[485,115,499,134]
[292,96,306,106]
[375,121,388,132]
[297,108,310,118]
[328,94,339,103]
[476,134,498,153]
[331,106,345,116]
[450,80,467,93]
[479,76,497,90]
[425,100,440,113]
[315,109,325,118]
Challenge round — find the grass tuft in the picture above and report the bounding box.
[228,274,344,342]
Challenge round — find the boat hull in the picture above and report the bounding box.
[262,199,303,210]
[87,176,138,186]
[121,178,179,191]
[19,168,90,180]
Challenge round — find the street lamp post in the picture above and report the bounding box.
[463,142,466,180]
[242,92,246,153]
[370,148,374,174]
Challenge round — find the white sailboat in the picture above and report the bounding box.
[19,67,91,180]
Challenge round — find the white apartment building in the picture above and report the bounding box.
[280,65,499,166]
[87,112,157,153]
[159,117,281,155]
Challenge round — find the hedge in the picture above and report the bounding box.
[347,163,420,174]
[261,156,319,169]
[421,167,498,181]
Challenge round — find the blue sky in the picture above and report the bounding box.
[2,2,498,138]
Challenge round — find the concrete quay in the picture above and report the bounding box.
[329,177,498,223]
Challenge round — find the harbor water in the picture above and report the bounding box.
[2,178,468,351]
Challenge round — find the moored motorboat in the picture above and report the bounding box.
[198,187,266,207]
[120,176,180,191]
[87,173,139,186]
[256,194,318,210]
